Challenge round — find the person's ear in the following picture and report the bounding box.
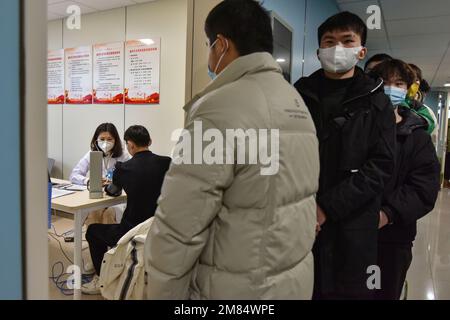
[216,34,228,53]
[357,47,368,61]
[316,49,321,60]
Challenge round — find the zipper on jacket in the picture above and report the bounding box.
[341,78,384,107]
[119,239,138,300]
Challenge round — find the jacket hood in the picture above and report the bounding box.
[295,67,384,108]
[397,105,428,136]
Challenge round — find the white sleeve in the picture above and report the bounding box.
[70,152,90,185]
[119,150,132,162]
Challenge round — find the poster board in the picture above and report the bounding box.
[93,42,124,104]
[47,49,65,104]
[125,38,161,105]
[65,46,93,104]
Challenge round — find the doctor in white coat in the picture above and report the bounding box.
[70,123,130,225]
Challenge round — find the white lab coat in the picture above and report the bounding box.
[70,151,131,186]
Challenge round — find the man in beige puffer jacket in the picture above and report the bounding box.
[145,0,319,300]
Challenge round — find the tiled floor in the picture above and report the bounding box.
[48,189,450,300]
[406,188,450,300]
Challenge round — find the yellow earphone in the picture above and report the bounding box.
[407,82,420,100]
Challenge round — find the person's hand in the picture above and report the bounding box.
[316,223,321,236]
[317,205,327,226]
[378,211,389,229]
[102,178,110,187]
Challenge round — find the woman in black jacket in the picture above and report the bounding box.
[372,59,440,300]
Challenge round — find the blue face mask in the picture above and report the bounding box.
[208,67,217,80]
[384,86,407,107]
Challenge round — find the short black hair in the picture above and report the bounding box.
[318,11,367,47]
[365,53,393,71]
[419,79,431,94]
[408,63,422,82]
[372,59,416,88]
[124,125,151,148]
[90,123,123,158]
[205,0,273,55]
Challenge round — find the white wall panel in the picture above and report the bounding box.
[125,0,188,157]
[47,20,63,178]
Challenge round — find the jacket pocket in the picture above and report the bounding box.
[339,109,373,172]
[341,197,381,230]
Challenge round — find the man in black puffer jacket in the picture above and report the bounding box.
[295,12,396,299]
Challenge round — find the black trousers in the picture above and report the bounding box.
[445,152,450,180]
[85,224,127,276]
[375,243,413,300]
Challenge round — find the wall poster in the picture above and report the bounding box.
[47,49,65,104]
[93,42,124,104]
[65,46,93,104]
[125,38,161,105]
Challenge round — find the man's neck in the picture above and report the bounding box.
[324,67,355,80]
[134,147,149,155]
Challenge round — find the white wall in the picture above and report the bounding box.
[125,0,188,156]
[48,0,189,180]
[191,0,222,97]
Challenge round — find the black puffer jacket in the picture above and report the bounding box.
[295,67,396,298]
[379,106,440,244]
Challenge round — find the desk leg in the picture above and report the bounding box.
[74,209,89,300]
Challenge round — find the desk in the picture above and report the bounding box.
[51,179,127,300]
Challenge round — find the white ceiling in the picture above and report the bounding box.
[47,0,157,21]
[337,0,450,89]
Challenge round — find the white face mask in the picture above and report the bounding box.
[97,140,114,154]
[318,45,363,73]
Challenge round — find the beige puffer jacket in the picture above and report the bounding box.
[145,52,319,300]
[100,218,154,300]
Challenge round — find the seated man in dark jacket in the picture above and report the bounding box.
[294,12,396,299]
[372,60,440,300]
[82,125,171,295]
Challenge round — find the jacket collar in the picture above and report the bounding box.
[183,52,282,113]
[295,67,384,109]
[133,150,152,157]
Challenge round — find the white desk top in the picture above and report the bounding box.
[51,178,127,214]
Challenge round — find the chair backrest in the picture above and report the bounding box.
[48,158,55,176]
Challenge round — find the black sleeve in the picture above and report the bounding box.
[317,97,397,222]
[382,132,440,225]
[105,162,124,197]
